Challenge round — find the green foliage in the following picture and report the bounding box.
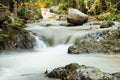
[16,0,120,21]
[117,14,120,21]
[0,34,9,39]
[103,13,115,21]
[27,0,38,3]
[79,0,86,12]
[109,7,117,14]
[17,5,26,19]
[57,3,69,14]
[33,7,43,18]
[59,3,69,11]
[0,29,2,32]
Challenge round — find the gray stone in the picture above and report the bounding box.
[47,63,116,80]
[67,8,88,25]
[100,21,114,28]
[68,29,120,54]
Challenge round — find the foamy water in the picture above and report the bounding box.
[0,45,120,80]
[0,20,120,80]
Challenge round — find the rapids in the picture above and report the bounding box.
[0,19,120,80]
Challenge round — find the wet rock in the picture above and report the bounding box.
[100,21,114,28]
[108,30,120,37]
[112,72,120,79]
[68,39,120,54]
[68,39,105,54]
[0,29,34,50]
[67,8,88,25]
[47,63,116,80]
[68,29,120,54]
[0,15,34,50]
[12,29,35,49]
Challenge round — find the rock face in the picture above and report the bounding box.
[0,15,34,50]
[47,63,116,80]
[67,8,88,25]
[0,28,34,50]
[68,28,120,54]
[100,21,114,28]
[11,29,34,49]
[68,39,120,54]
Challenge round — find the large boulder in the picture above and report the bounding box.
[67,8,88,25]
[47,63,116,80]
[68,29,120,54]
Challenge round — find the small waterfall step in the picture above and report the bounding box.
[31,33,47,49]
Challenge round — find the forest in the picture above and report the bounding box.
[17,0,120,20]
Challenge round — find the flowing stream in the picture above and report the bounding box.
[0,19,120,80]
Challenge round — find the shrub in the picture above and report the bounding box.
[103,13,115,21]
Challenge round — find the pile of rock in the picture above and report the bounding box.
[47,63,119,80]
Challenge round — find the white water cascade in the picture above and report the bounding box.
[0,19,120,80]
[31,33,47,49]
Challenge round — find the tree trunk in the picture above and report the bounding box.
[12,0,17,16]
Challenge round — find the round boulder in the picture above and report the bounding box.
[67,8,88,25]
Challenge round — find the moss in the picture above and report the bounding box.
[0,14,26,49]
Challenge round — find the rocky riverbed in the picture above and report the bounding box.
[68,26,120,54]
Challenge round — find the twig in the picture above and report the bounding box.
[113,1,120,8]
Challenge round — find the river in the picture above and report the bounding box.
[0,19,120,80]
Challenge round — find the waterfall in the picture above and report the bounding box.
[0,19,120,80]
[25,19,119,47]
[30,33,47,49]
[26,22,108,46]
[34,35,47,49]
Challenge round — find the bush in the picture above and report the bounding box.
[17,5,26,19]
[103,13,115,21]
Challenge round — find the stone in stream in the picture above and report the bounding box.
[67,8,88,25]
[68,28,120,54]
[47,63,117,80]
[112,72,120,79]
[100,21,114,28]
